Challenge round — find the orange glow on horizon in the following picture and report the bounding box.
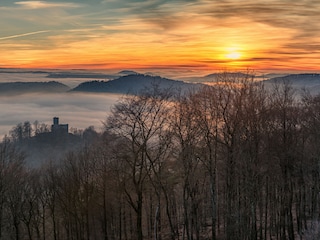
[2,6,320,73]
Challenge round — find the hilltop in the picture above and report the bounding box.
[1,72,320,96]
[46,72,116,79]
[71,74,201,94]
[0,81,70,95]
[263,73,320,94]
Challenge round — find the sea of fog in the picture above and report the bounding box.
[0,69,287,139]
[0,71,123,138]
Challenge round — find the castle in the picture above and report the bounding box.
[51,117,68,135]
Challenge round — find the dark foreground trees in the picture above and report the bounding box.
[3,75,320,239]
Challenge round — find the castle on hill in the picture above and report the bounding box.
[51,117,68,135]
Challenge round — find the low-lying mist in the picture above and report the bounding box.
[0,92,122,138]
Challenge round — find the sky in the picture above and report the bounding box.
[1,0,320,72]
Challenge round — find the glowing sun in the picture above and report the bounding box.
[226,51,241,60]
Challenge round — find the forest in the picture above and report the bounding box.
[1,73,320,240]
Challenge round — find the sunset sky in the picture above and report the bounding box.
[1,0,320,72]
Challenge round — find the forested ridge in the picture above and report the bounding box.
[1,74,320,239]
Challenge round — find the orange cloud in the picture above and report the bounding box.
[2,0,320,72]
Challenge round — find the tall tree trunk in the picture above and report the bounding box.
[137,192,143,240]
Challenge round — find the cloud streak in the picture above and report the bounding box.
[0,30,50,41]
[15,1,81,9]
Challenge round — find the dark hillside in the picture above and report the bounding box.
[71,74,201,94]
[46,72,116,79]
[263,73,320,94]
[0,81,70,94]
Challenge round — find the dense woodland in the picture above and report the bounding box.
[2,74,320,240]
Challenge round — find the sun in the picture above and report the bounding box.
[226,51,241,60]
[223,46,243,60]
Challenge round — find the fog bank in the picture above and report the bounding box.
[0,92,121,138]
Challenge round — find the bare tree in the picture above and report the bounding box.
[106,85,173,240]
[266,79,301,240]
[2,142,26,240]
[170,92,207,240]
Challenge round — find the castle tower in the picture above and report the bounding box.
[53,117,59,125]
[51,117,68,135]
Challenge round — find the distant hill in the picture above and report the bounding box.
[256,73,289,79]
[71,74,201,94]
[184,72,256,83]
[0,81,70,95]
[204,72,254,80]
[0,69,49,74]
[47,72,116,79]
[263,73,320,95]
[118,70,139,75]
